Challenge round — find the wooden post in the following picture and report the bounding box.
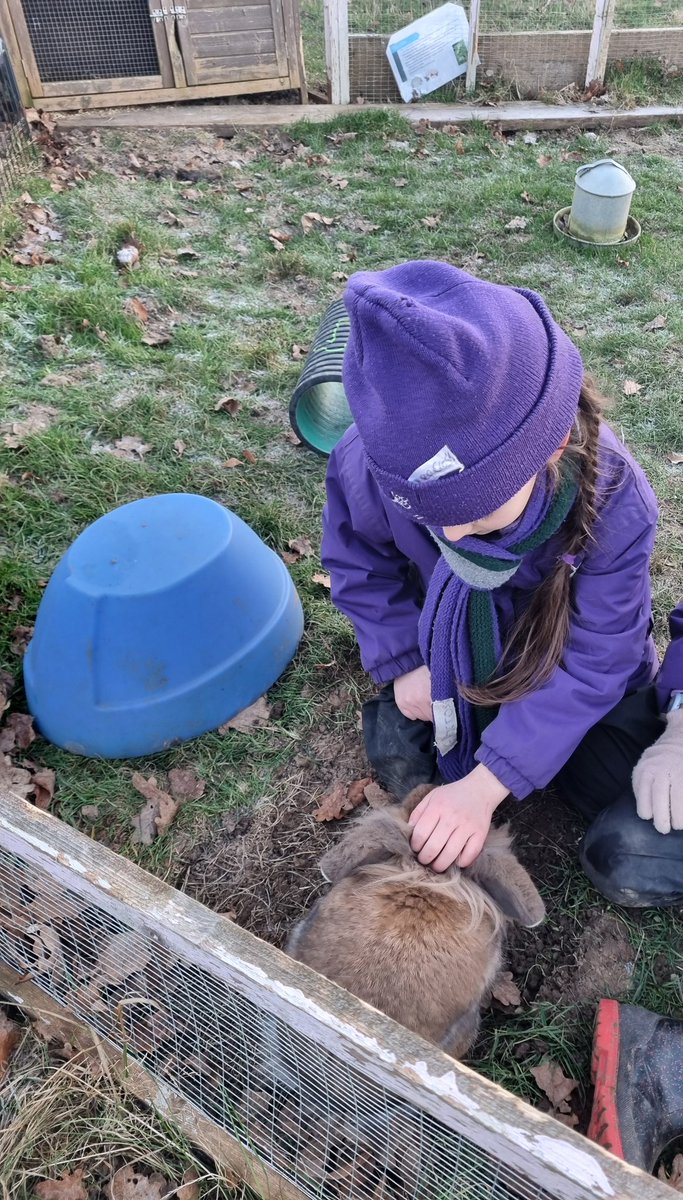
[465,0,481,95]
[324,0,350,105]
[585,0,616,88]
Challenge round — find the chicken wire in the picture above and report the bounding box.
[17,0,161,84]
[0,36,33,203]
[0,836,561,1200]
[345,0,681,101]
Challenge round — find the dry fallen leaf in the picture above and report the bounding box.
[537,153,553,167]
[2,404,59,447]
[158,209,183,228]
[168,766,205,803]
[623,379,642,396]
[313,777,371,822]
[223,457,243,469]
[1,281,30,293]
[363,780,392,807]
[659,1154,683,1191]
[130,773,179,843]
[32,768,56,811]
[530,1059,579,1110]
[312,572,331,588]
[0,711,36,752]
[113,436,151,460]
[490,971,522,1007]
[291,343,309,361]
[280,551,299,565]
[301,211,334,233]
[665,451,683,465]
[284,429,301,446]
[505,216,528,231]
[421,215,440,228]
[35,1170,88,1200]
[313,782,350,822]
[644,314,667,331]
[287,536,314,559]
[0,1009,21,1082]
[554,1111,580,1129]
[141,326,172,348]
[108,1164,169,1200]
[220,696,271,734]
[176,1167,201,1200]
[243,449,257,465]
[124,296,150,324]
[10,625,33,656]
[214,396,240,415]
[0,754,34,801]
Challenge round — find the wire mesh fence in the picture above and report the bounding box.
[18,0,161,84]
[0,36,34,203]
[0,835,560,1200]
[341,0,683,101]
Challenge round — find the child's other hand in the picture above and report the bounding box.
[394,665,432,722]
[409,764,509,871]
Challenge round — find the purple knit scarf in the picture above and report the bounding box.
[418,467,578,783]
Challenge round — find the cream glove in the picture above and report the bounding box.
[632,708,683,834]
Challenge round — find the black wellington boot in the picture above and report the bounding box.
[588,999,683,1172]
[362,684,440,801]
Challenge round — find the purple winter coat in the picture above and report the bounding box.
[658,602,683,709]
[322,423,659,799]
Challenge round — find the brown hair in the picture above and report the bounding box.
[460,376,603,707]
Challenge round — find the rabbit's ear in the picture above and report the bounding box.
[320,811,412,884]
[466,828,545,928]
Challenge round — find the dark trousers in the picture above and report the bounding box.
[362,684,683,908]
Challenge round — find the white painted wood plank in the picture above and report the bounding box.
[586,0,617,87]
[323,0,349,104]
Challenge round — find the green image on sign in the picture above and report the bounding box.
[453,38,468,65]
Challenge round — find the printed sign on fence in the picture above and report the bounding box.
[386,2,470,102]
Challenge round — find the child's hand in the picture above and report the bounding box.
[409,764,509,871]
[394,665,432,722]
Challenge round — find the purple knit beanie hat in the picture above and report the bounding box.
[343,260,584,525]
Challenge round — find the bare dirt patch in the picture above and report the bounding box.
[178,723,369,947]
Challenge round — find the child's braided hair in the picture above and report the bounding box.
[460,376,603,707]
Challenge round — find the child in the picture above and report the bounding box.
[322,260,662,898]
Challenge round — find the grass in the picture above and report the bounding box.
[0,113,682,1169]
[0,1032,243,1199]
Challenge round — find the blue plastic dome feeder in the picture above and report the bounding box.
[24,494,304,759]
[289,298,354,455]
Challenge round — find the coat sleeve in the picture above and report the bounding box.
[321,431,427,684]
[657,601,683,709]
[476,468,659,799]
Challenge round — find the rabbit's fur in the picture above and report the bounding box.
[287,785,545,1059]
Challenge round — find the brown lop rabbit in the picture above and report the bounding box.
[287,784,545,1059]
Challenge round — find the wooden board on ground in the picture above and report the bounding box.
[56,99,683,134]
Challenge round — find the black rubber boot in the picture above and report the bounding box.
[362,683,440,801]
[589,999,683,1171]
[580,792,683,908]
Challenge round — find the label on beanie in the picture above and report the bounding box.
[409,444,465,483]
